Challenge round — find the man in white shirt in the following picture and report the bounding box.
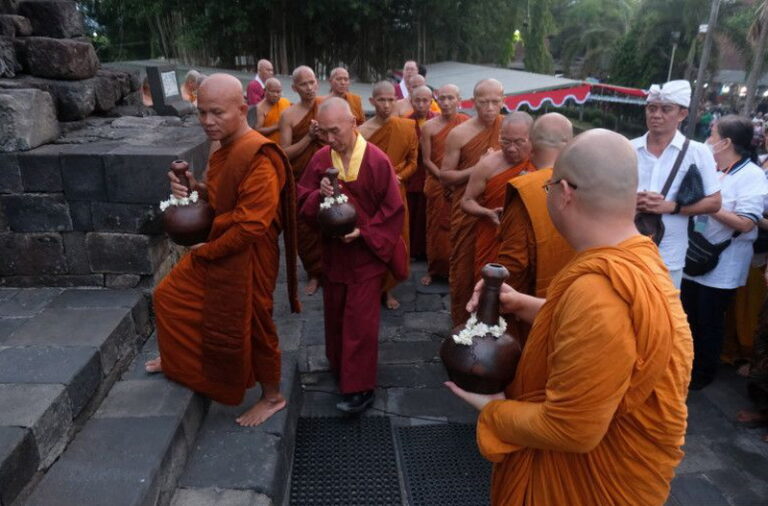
[632,80,722,288]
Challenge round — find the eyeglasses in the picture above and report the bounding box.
[542,178,578,194]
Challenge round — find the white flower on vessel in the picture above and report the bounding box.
[159,191,199,212]
[320,193,348,210]
[451,312,507,345]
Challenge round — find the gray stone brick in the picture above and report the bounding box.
[379,341,440,365]
[18,0,84,38]
[10,74,96,121]
[669,473,729,506]
[0,316,27,340]
[49,288,141,309]
[0,194,72,232]
[415,293,444,312]
[60,151,107,201]
[386,386,476,423]
[0,383,72,468]
[0,274,103,287]
[86,232,168,275]
[105,273,141,289]
[61,231,89,274]
[95,380,194,419]
[377,363,448,389]
[171,488,272,506]
[4,306,136,374]
[68,200,92,231]
[24,416,185,506]
[0,233,67,275]
[0,14,31,36]
[18,144,63,192]
[0,345,101,416]
[0,426,39,506]
[91,201,162,234]
[0,88,59,152]
[0,152,21,193]
[0,287,59,316]
[403,311,452,336]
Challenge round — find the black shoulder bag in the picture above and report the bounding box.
[635,139,690,245]
[684,218,740,277]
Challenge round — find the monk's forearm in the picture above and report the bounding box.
[284,135,311,161]
[257,125,279,136]
[424,159,440,179]
[439,169,470,187]
[503,293,543,324]
[461,197,492,219]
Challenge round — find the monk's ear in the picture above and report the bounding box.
[238,103,248,116]
[369,96,376,107]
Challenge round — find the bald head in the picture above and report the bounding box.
[318,96,353,118]
[265,77,281,89]
[411,86,432,99]
[257,59,274,81]
[553,129,637,217]
[329,67,350,96]
[473,78,503,98]
[198,73,244,106]
[410,85,434,117]
[531,113,573,150]
[438,84,460,97]
[330,67,348,80]
[408,74,426,91]
[292,65,315,82]
[502,111,533,129]
[264,77,282,104]
[372,80,396,97]
[291,66,318,102]
[316,97,356,153]
[436,84,461,116]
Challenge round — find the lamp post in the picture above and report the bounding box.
[667,31,680,81]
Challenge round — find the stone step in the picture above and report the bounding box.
[22,332,207,506]
[0,288,152,506]
[171,352,302,506]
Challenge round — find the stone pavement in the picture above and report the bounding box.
[3,262,768,505]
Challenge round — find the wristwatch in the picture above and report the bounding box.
[671,202,681,215]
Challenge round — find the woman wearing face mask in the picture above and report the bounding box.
[681,115,768,391]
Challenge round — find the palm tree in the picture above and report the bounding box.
[743,0,768,115]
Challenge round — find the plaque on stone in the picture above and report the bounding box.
[145,65,194,117]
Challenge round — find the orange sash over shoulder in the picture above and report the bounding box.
[264,97,291,143]
[290,98,323,178]
[345,93,365,125]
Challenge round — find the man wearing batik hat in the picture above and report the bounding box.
[632,79,721,288]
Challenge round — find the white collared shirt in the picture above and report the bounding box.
[254,75,264,88]
[399,79,409,99]
[631,130,720,271]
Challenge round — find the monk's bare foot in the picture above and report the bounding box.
[736,409,768,424]
[420,274,433,286]
[144,357,162,373]
[385,292,400,310]
[304,277,320,296]
[235,395,286,427]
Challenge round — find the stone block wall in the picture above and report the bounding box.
[0,118,209,288]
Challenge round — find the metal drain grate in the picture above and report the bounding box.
[290,416,402,505]
[396,423,491,506]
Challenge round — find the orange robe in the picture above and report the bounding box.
[262,97,291,143]
[290,99,324,279]
[366,117,419,291]
[473,161,533,280]
[345,93,365,125]
[155,130,300,405]
[477,236,693,505]
[449,115,502,326]
[424,114,469,278]
[407,111,438,259]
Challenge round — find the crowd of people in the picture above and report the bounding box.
[139,59,768,504]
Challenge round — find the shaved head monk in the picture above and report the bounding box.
[279,65,324,295]
[420,84,469,286]
[359,81,419,309]
[461,112,534,279]
[396,74,440,117]
[449,129,693,505]
[326,67,365,125]
[146,73,300,427]
[254,77,291,143]
[247,58,274,105]
[297,97,405,413]
[396,59,419,99]
[440,78,505,326]
[405,85,440,261]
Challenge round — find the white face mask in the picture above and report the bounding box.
[705,139,726,155]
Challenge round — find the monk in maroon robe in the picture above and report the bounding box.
[407,85,438,259]
[297,98,405,414]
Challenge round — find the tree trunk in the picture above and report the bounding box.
[743,15,768,115]
[687,0,721,138]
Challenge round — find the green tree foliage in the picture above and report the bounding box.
[523,0,555,74]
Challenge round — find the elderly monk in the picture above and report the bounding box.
[254,77,291,143]
[461,112,534,279]
[448,129,693,505]
[441,78,505,326]
[326,67,365,125]
[297,98,404,413]
[396,59,419,99]
[247,59,274,106]
[406,85,439,260]
[420,84,469,286]
[279,66,324,295]
[396,74,441,117]
[360,81,418,309]
[145,74,300,427]
[181,70,205,104]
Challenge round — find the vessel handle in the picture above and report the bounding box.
[325,167,340,196]
[170,160,191,196]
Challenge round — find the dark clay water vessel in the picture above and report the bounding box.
[317,167,358,237]
[440,263,522,394]
[162,160,214,246]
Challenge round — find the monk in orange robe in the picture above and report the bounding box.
[280,66,324,295]
[396,74,441,117]
[461,112,534,279]
[420,84,469,285]
[448,129,693,506]
[325,67,365,125]
[360,81,418,309]
[254,77,291,143]
[497,113,575,298]
[406,85,439,260]
[440,78,504,326]
[145,74,300,427]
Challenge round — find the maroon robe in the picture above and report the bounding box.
[297,142,404,393]
[406,110,438,258]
